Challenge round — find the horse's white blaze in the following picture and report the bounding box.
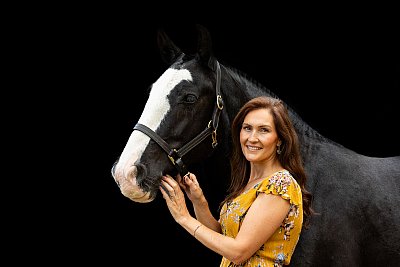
[114,68,192,202]
[139,68,192,128]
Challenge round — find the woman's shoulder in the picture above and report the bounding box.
[257,170,302,203]
[260,169,295,187]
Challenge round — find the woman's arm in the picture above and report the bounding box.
[160,175,290,265]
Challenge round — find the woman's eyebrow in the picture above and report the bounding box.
[243,122,272,128]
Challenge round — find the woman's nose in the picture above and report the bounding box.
[248,130,259,141]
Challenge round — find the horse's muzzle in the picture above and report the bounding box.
[111,163,154,203]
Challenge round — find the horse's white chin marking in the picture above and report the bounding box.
[117,171,154,203]
[123,190,153,203]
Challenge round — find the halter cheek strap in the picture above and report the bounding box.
[133,61,223,177]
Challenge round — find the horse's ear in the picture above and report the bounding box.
[157,28,183,64]
[195,24,217,71]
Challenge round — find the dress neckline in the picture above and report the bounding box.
[241,169,287,195]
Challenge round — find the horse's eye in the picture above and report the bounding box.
[184,94,197,103]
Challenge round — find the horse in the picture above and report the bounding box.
[111,25,400,266]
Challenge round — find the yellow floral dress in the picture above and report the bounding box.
[219,170,303,267]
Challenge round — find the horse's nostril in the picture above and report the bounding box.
[135,163,148,185]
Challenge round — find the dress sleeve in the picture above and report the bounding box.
[256,171,302,206]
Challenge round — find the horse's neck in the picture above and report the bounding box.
[220,66,269,122]
[220,65,333,157]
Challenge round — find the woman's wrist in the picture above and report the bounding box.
[179,217,206,239]
[192,195,208,207]
[176,215,192,226]
[193,223,203,238]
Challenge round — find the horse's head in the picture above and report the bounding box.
[112,25,224,203]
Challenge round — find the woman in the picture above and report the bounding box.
[160,96,313,266]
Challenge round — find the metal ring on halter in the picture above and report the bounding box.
[217,95,223,110]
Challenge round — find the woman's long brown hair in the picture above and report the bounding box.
[222,96,314,226]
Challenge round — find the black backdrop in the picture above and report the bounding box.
[49,17,399,266]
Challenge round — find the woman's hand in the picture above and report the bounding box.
[177,172,205,205]
[160,174,192,224]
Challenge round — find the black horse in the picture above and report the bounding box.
[112,25,400,266]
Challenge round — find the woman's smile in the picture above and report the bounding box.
[246,145,262,151]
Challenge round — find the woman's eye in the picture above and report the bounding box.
[260,128,271,133]
[184,94,197,103]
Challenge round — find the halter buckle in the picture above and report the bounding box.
[212,130,218,148]
[168,149,178,165]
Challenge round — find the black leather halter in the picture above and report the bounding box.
[133,61,224,177]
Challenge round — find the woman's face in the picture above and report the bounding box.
[240,108,281,163]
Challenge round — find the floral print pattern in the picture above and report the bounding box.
[219,170,303,267]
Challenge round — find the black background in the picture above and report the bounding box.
[33,11,399,266]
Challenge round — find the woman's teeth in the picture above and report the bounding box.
[247,146,261,151]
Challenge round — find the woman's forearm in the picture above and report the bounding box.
[192,197,221,233]
[179,217,244,265]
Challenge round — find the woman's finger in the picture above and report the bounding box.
[163,174,179,187]
[184,174,193,185]
[159,185,171,201]
[176,174,187,189]
[176,174,182,183]
[188,173,199,185]
[161,179,177,199]
[184,173,198,187]
[163,176,187,201]
[165,175,185,195]
[161,178,174,191]
[162,175,176,189]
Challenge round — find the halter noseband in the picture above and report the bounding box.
[133,61,223,177]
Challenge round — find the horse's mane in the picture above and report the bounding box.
[222,63,336,145]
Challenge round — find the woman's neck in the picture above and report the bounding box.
[249,160,283,182]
